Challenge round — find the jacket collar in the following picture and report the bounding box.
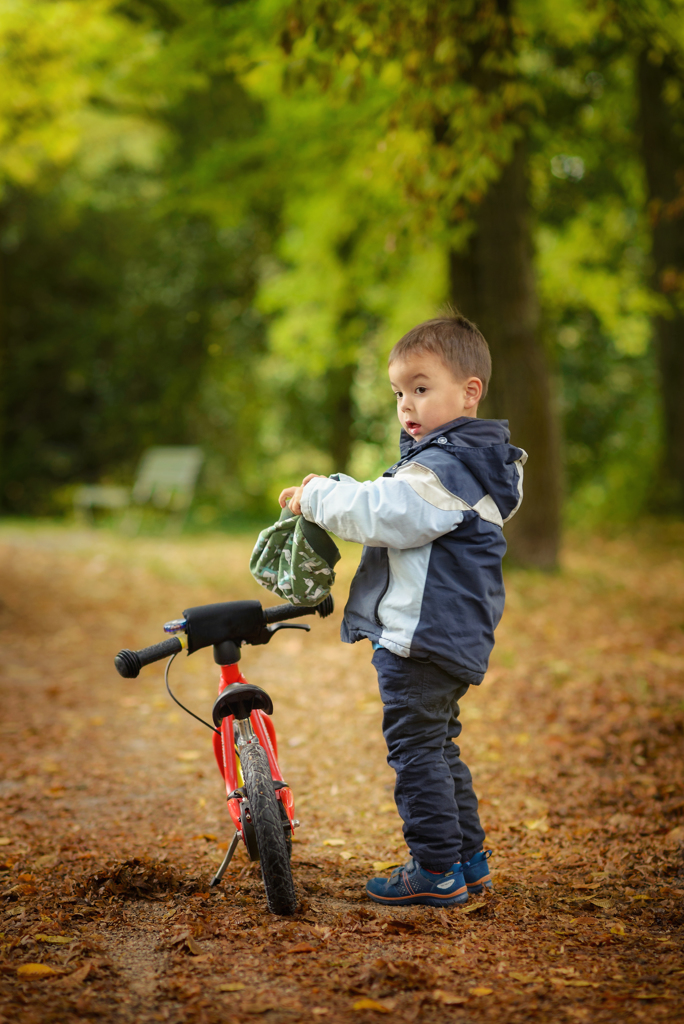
[399,417,510,458]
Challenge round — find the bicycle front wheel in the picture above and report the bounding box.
[240,739,298,915]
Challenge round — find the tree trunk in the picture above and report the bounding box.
[637,49,684,512]
[325,362,355,473]
[449,138,561,569]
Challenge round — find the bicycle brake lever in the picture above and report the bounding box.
[247,621,312,646]
[267,623,311,636]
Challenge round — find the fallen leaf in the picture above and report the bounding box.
[289,942,316,953]
[352,998,390,1013]
[191,833,217,841]
[322,839,345,846]
[509,972,543,984]
[177,750,201,762]
[17,963,56,977]
[372,861,402,872]
[63,964,93,985]
[524,817,550,833]
[33,853,59,869]
[0,838,11,846]
[185,937,204,956]
[470,987,493,996]
[664,825,684,846]
[635,993,672,1000]
[34,934,75,944]
[608,813,635,828]
[218,982,246,992]
[589,897,614,913]
[431,989,468,1005]
[45,786,66,798]
[610,924,626,935]
[462,901,487,914]
[339,851,353,860]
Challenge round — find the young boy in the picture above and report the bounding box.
[279,314,526,907]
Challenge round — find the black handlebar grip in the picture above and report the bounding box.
[262,603,317,624]
[262,596,334,624]
[115,636,183,678]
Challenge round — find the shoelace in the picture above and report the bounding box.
[389,857,414,884]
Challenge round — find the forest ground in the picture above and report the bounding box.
[0,521,683,1024]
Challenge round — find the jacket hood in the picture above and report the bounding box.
[398,417,527,522]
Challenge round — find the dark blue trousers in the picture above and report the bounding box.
[372,647,485,873]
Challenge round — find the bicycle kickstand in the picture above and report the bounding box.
[210,831,240,888]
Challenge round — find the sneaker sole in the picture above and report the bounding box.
[466,875,493,894]
[365,888,469,908]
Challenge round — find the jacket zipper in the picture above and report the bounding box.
[373,550,391,627]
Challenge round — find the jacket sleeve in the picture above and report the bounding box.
[299,473,464,549]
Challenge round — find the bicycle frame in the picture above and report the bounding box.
[211,662,296,845]
[114,597,331,907]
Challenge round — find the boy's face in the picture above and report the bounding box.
[389,351,482,442]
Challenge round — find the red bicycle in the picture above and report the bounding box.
[114,596,333,915]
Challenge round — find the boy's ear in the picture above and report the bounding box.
[464,376,483,407]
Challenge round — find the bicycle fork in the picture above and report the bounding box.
[210,717,256,887]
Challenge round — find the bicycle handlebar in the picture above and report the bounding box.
[115,636,182,679]
[114,595,334,679]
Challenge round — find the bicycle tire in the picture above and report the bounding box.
[240,740,298,915]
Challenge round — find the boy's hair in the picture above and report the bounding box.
[389,312,491,398]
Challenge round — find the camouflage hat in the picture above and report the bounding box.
[250,505,340,606]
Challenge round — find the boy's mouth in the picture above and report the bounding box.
[405,420,422,435]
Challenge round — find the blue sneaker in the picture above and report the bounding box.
[365,856,468,907]
[463,850,493,893]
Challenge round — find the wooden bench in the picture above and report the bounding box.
[73,447,204,528]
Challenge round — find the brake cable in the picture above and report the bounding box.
[164,654,219,735]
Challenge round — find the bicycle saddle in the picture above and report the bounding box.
[212,683,273,724]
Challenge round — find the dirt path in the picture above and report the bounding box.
[1,523,683,1024]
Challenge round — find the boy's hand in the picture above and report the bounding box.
[278,474,326,515]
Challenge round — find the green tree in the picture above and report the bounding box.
[258,0,560,565]
[0,1,272,515]
[531,28,660,528]
[632,2,684,511]
[0,0,169,509]
[0,0,675,539]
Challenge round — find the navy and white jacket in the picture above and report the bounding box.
[300,417,527,685]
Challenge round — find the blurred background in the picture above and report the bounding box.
[2,0,683,568]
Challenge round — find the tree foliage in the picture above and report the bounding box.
[1,0,683,531]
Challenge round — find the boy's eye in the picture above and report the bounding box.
[415,386,427,394]
[393,392,402,400]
